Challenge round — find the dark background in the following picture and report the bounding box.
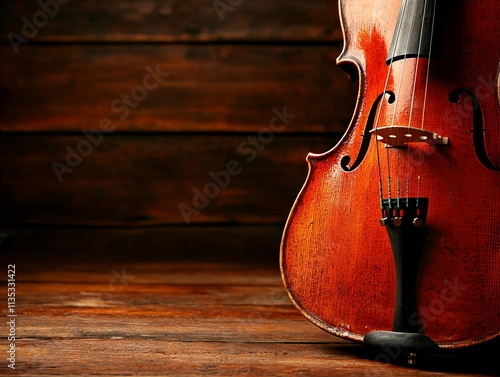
[0,0,357,266]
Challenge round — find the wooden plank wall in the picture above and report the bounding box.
[0,0,357,264]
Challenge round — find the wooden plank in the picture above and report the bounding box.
[11,338,500,377]
[0,44,357,133]
[12,261,285,285]
[0,0,341,43]
[0,134,339,226]
[13,282,331,344]
[2,261,499,376]
[2,226,284,265]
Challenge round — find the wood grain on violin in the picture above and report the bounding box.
[281,0,500,354]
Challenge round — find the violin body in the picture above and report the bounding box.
[281,0,500,350]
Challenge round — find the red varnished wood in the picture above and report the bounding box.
[281,0,500,348]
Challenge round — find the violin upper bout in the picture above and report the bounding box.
[336,0,365,84]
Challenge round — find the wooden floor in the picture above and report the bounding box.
[3,258,500,376]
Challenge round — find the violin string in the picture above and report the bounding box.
[406,0,431,205]
[417,0,437,206]
[374,74,393,209]
[421,0,437,131]
[373,0,409,209]
[408,0,429,128]
[390,0,419,208]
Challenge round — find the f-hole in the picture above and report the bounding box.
[449,88,500,171]
[341,92,395,172]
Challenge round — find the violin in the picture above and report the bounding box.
[280,0,500,363]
